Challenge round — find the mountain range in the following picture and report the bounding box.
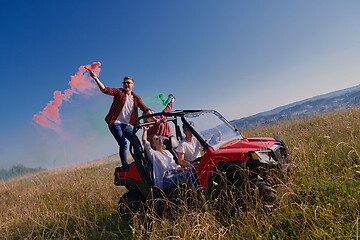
[230,84,360,129]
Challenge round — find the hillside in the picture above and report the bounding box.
[231,84,360,129]
[1,108,360,239]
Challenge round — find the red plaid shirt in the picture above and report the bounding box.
[101,87,150,127]
[147,102,173,137]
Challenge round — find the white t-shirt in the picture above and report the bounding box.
[144,142,180,189]
[115,94,134,124]
[176,137,201,162]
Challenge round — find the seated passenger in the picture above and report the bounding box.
[176,122,201,167]
[142,126,199,190]
[144,96,176,138]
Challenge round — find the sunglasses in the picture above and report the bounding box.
[122,81,133,85]
[154,137,161,141]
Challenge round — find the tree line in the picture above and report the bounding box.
[0,164,45,180]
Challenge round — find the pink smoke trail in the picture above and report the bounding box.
[33,62,101,133]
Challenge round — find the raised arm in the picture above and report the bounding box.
[142,127,156,160]
[88,69,105,91]
[162,96,176,113]
[142,127,149,144]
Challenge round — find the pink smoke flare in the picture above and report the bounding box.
[33,62,101,133]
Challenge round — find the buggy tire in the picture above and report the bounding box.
[250,178,278,206]
[118,191,145,222]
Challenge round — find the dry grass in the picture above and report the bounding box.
[1,108,360,239]
[0,157,129,239]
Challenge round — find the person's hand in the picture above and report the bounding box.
[143,126,149,131]
[158,118,167,123]
[170,96,176,103]
[191,162,199,167]
[87,69,97,80]
[165,169,175,175]
[146,109,154,115]
[177,166,190,172]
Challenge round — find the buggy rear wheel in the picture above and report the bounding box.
[118,190,145,222]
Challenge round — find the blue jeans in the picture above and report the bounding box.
[163,166,200,190]
[109,123,133,166]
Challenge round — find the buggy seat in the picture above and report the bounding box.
[160,136,179,162]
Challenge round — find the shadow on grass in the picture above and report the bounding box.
[5,212,134,240]
[91,212,133,239]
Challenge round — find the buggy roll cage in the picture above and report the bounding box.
[129,109,240,164]
[129,110,204,163]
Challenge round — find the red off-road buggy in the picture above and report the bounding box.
[114,110,289,220]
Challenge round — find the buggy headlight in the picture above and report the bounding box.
[250,149,277,164]
[256,151,271,161]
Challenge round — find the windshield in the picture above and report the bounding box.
[183,111,243,150]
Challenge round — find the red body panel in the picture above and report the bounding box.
[221,137,277,149]
[197,137,279,189]
[115,163,142,182]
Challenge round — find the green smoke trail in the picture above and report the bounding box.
[156,93,174,106]
[142,93,174,111]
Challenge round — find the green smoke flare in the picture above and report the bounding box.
[157,93,174,106]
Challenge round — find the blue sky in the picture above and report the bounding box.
[1,0,359,169]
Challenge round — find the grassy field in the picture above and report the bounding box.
[1,108,359,239]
